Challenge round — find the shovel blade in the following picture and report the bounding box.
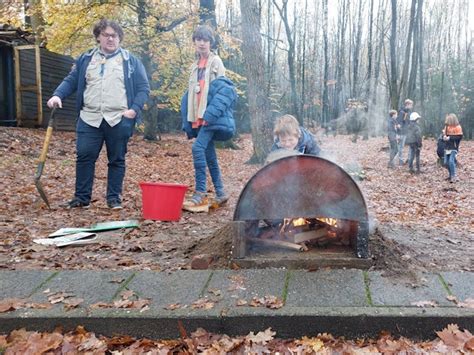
[34,176,51,209]
[35,163,51,209]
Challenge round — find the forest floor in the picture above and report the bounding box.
[0,126,473,275]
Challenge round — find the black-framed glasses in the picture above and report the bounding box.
[101,32,118,40]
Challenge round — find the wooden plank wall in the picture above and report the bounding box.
[18,48,77,131]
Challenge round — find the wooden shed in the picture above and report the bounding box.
[0,24,76,130]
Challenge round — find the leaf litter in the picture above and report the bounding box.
[1,324,473,353]
[1,128,472,274]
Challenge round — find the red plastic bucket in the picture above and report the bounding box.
[139,182,188,221]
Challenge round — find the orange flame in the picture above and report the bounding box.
[317,217,338,227]
[292,218,307,227]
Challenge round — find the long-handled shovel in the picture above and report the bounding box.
[34,107,57,209]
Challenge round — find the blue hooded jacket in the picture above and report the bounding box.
[181,76,237,141]
[271,127,321,156]
[52,47,150,122]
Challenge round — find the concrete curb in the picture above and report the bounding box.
[1,307,473,339]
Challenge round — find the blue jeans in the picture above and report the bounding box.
[75,118,134,203]
[388,138,398,166]
[444,150,457,179]
[192,127,224,197]
[398,135,407,164]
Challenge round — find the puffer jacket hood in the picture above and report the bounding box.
[181,76,237,141]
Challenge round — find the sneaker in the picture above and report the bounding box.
[64,198,90,209]
[107,200,122,209]
[182,192,209,213]
[210,194,229,209]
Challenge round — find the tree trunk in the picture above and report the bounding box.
[24,0,45,45]
[240,0,273,163]
[351,0,363,98]
[400,0,417,100]
[418,0,425,118]
[272,0,301,123]
[300,0,308,122]
[366,0,374,100]
[334,0,347,119]
[136,1,157,141]
[372,0,386,105]
[389,0,399,109]
[407,0,422,99]
[322,0,329,126]
[199,0,217,28]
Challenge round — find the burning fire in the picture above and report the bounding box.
[317,217,338,227]
[292,218,307,227]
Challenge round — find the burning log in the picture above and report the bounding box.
[247,237,305,252]
[292,227,329,243]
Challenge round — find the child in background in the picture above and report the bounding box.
[387,109,399,168]
[397,99,414,165]
[442,113,463,183]
[405,112,422,174]
[271,114,321,156]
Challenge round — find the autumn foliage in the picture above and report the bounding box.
[1,324,473,353]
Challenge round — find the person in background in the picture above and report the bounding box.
[442,113,463,183]
[387,109,399,168]
[181,25,237,213]
[405,112,422,174]
[397,99,414,166]
[47,19,150,209]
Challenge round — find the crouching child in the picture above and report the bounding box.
[270,114,321,158]
[405,112,422,174]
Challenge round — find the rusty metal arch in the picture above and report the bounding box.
[233,155,369,223]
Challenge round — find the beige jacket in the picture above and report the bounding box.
[187,52,225,122]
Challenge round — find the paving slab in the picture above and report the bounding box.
[441,272,474,301]
[29,270,135,305]
[1,270,473,339]
[286,269,368,307]
[127,270,211,310]
[369,272,452,307]
[0,270,56,299]
[203,269,288,309]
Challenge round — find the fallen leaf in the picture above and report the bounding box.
[120,290,135,300]
[191,298,215,310]
[457,298,474,308]
[297,336,325,352]
[411,300,438,308]
[236,299,248,306]
[208,288,222,296]
[109,277,126,284]
[436,324,474,351]
[0,298,24,313]
[245,328,276,345]
[164,303,182,310]
[89,302,111,309]
[63,297,84,310]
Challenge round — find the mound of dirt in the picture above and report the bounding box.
[185,223,234,268]
[369,228,427,283]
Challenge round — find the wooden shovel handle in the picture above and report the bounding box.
[38,108,56,163]
[38,126,53,163]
